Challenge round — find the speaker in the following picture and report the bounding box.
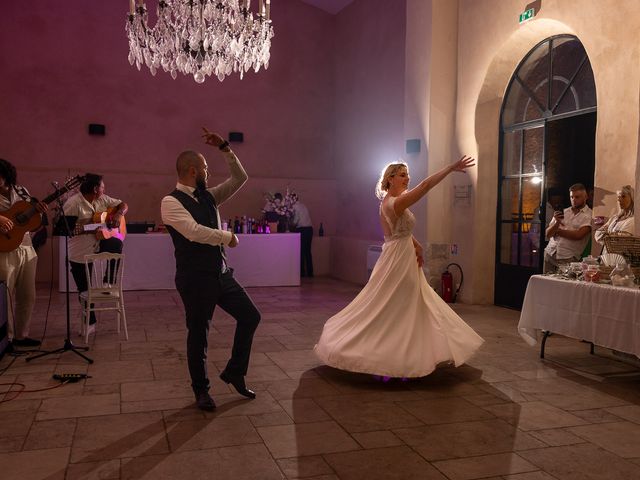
[0,281,8,359]
[88,124,106,136]
[229,132,243,143]
[406,138,420,154]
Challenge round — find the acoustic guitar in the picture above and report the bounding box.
[74,207,127,241]
[0,175,84,253]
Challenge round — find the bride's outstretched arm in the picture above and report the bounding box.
[393,156,475,216]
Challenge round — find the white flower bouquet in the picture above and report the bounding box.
[262,190,297,219]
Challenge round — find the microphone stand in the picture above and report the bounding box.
[27,191,92,364]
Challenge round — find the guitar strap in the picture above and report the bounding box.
[13,184,48,234]
[13,185,33,202]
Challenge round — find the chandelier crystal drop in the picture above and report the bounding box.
[126,0,274,83]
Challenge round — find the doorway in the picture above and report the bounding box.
[495,35,597,309]
[546,113,596,207]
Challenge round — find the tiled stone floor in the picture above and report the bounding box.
[1,277,639,479]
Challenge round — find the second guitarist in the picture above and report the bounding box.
[63,173,128,336]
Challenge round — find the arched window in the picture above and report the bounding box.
[502,35,596,127]
[495,35,596,308]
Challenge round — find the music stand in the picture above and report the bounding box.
[27,201,93,364]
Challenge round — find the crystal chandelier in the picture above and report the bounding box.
[126,0,274,83]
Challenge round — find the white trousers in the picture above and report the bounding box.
[0,245,37,339]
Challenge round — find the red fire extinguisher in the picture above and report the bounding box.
[441,263,463,303]
[441,269,453,303]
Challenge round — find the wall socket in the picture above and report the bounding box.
[450,244,458,255]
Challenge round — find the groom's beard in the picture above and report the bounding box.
[195,176,207,191]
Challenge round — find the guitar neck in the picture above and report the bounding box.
[7,176,82,230]
[41,185,74,205]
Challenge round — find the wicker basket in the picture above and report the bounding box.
[602,233,640,277]
[598,265,640,282]
[599,265,614,276]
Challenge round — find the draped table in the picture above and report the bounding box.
[518,275,640,358]
[58,233,300,291]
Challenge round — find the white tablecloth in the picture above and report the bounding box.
[518,275,640,357]
[59,233,300,291]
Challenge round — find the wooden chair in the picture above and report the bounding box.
[79,253,128,343]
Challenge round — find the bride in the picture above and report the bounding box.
[314,156,484,378]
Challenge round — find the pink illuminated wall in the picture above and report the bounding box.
[0,0,338,282]
[332,0,407,283]
[1,0,408,285]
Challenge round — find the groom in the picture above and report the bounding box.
[161,128,261,411]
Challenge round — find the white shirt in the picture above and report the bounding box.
[545,205,592,260]
[292,202,312,228]
[0,185,33,248]
[161,151,247,247]
[63,192,123,263]
[594,214,634,246]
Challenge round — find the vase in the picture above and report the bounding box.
[277,216,288,233]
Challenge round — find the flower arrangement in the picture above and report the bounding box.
[262,190,297,218]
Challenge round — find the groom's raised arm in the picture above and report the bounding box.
[209,149,248,205]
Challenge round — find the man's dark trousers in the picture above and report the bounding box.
[297,226,314,277]
[176,269,260,395]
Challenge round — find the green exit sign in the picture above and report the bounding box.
[519,8,535,23]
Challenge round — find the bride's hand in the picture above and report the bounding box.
[451,155,476,172]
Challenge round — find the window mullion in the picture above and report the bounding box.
[515,75,546,116]
[551,55,588,114]
[547,38,553,112]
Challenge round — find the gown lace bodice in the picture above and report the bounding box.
[380,196,415,241]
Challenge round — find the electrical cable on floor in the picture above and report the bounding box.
[0,329,44,377]
[0,355,18,376]
[0,379,70,403]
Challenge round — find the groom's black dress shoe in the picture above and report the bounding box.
[219,371,256,399]
[195,392,216,411]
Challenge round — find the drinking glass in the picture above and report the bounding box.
[584,265,599,282]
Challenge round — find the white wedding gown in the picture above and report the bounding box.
[314,196,484,378]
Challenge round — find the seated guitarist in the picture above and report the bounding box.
[63,173,128,334]
[0,158,48,348]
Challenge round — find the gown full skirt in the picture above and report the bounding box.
[314,234,484,378]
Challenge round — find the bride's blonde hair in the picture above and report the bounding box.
[376,162,408,199]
